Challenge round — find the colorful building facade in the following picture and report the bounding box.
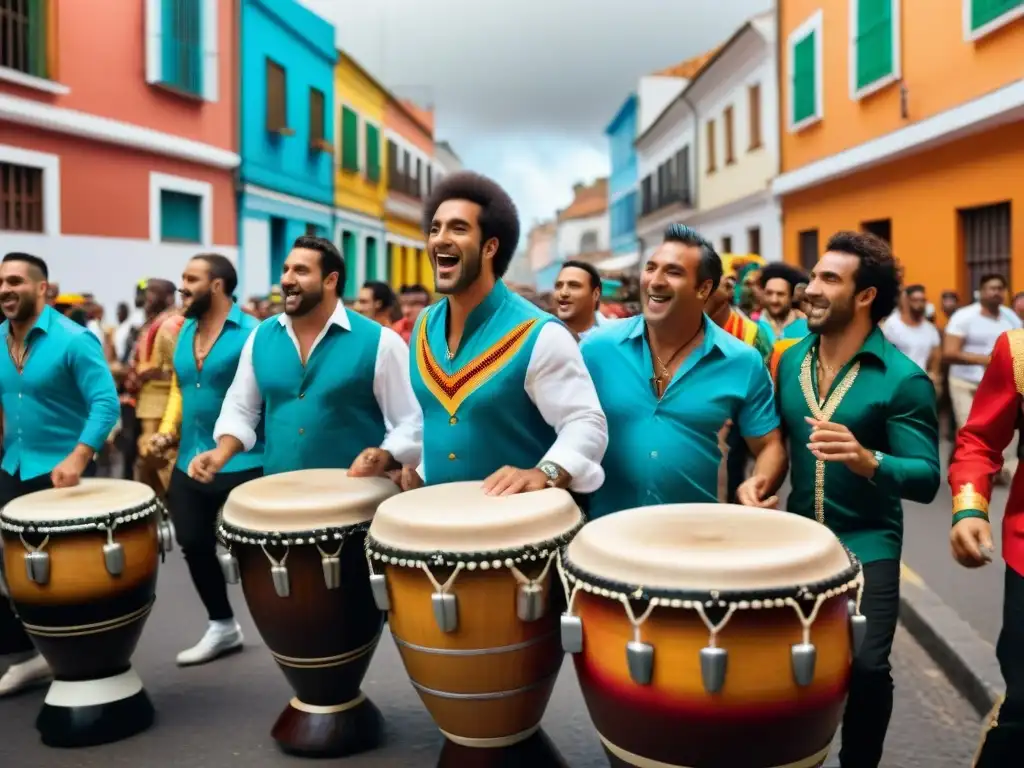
[384,98,434,292]
[0,0,238,312]
[773,0,1024,296]
[605,94,639,266]
[334,52,388,300]
[237,0,336,300]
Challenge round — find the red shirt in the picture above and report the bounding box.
[392,317,414,344]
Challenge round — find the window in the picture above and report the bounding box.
[722,236,733,254]
[850,0,900,99]
[798,229,820,271]
[145,0,218,101]
[365,123,381,182]
[748,226,762,256]
[266,59,288,134]
[365,236,378,281]
[788,10,824,131]
[964,0,1024,41]
[676,147,691,203]
[960,202,1011,292]
[723,106,735,165]
[415,158,422,199]
[641,174,653,215]
[0,161,44,232]
[159,190,201,243]
[309,88,326,150]
[426,165,433,195]
[580,231,599,254]
[706,120,717,173]
[386,139,399,191]
[402,151,411,196]
[748,84,763,150]
[0,0,54,80]
[861,218,892,244]
[341,231,357,299]
[341,106,359,172]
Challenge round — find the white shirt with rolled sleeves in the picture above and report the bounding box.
[414,322,609,493]
[212,303,423,467]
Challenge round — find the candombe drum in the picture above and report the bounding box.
[558,504,866,768]
[217,469,398,757]
[0,479,172,748]
[366,481,584,765]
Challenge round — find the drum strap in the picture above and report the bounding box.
[509,553,556,594]
[418,561,465,595]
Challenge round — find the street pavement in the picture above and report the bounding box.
[0,552,983,768]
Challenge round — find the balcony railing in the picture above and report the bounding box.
[641,186,692,217]
[388,171,421,200]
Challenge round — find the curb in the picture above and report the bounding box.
[898,576,1004,718]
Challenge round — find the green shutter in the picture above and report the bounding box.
[365,124,381,182]
[160,191,202,243]
[365,238,378,281]
[792,31,817,125]
[342,232,357,299]
[855,0,893,91]
[341,107,360,172]
[971,0,1023,31]
[161,0,202,95]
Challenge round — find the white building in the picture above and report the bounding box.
[555,180,610,263]
[687,12,782,260]
[433,140,462,182]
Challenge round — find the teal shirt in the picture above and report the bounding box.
[0,306,120,480]
[250,310,385,476]
[174,304,263,474]
[582,315,779,519]
[410,281,557,485]
[758,315,809,346]
[776,328,941,563]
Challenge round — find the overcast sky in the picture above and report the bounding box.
[300,0,769,236]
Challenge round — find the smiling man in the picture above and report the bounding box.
[553,260,604,340]
[354,171,607,497]
[581,225,787,519]
[775,231,940,768]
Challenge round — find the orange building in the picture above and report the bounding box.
[0,0,238,313]
[773,0,1024,303]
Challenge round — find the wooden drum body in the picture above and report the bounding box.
[559,504,865,768]
[366,481,584,762]
[0,479,170,748]
[217,469,398,758]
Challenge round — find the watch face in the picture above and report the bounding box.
[540,463,558,480]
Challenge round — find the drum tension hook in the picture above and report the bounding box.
[261,545,290,598]
[790,642,817,687]
[432,591,459,633]
[517,582,545,623]
[700,646,728,694]
[318,542,343,591]
[626,640,655,686]
[21,533,51,586]
[369,574,390,612]
[219,549,240,585]
[848,599,867,656]
[157,516,175,560]
[103,527,125,578]
[560,614,583,654]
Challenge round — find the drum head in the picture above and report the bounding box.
[566,504,853,593]
[369,481,582,556]
[0,479,155,525]
[220,469,398,534]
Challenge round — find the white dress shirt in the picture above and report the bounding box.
[213,303,422,467]
[416,321,609,494]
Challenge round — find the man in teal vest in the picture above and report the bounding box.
[188,236,421,482]
[352,172,607,497]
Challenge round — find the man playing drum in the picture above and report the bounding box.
[581,225,787,518]
[0,253,120,697]
[149,255,263,667]
[353,172,607,498]
[189,236,420,481]
[775,232,940,768]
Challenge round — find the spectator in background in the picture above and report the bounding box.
[1013,291,1024,324]
[393,283,431,343]
[941,290,960,323]
[553,260,605,340]
[756,263,810,346]
[355,280,398,327]
[882,284,942,394]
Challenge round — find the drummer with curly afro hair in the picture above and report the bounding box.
[757,262,810,346]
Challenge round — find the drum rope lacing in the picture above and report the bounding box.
[0,497,164,535]
[18,533,49,557]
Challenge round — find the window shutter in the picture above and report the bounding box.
[145,0,163,84]
[266,60,286,132]
[366,124,380,181]
[341,108,360,171]
[971,0,1022,31]
[201,0,218,101]
[856,0,892,90]
[792,32,816,124]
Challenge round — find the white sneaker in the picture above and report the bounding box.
[176,621,243,667]
[0,653,52,697]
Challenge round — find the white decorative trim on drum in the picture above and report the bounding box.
[598,734,832,768]
[440,724,541,749]
[44,669,145,708]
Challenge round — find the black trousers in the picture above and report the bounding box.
[974,563,1024,767]
[167,466,262,623]
[0,465,97,656]
[839,558,900,768]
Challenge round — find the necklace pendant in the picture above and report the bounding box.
[446,351,454,360]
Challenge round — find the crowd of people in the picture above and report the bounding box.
[0,167,1020,767]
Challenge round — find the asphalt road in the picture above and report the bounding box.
[0,553,983,768]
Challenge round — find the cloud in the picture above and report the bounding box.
[300,0,769,227]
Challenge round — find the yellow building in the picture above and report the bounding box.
[335,52,389,299]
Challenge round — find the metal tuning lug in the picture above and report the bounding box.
[517,582,546,622]
[271,563,290,598]
[369,573,390,612]
[700,646,728,694]
[158,520,175,555]
[321,555,341,590]
[24,550,50,586]
[791,642,817,687]
[848,599,867,657]
[626,640,655,686]
[560,613,583,654]
[432,591,458,633]
[219,551,240,585]
[103,530,125,578]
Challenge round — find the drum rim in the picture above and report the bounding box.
[364,514,585,569]
[559,541,862,604]
[217,518,371,547]
[0,496,162,535]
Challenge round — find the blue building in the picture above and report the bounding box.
[605,94,639,265]
[238,0,337,300]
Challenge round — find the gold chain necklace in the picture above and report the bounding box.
[649,320,704,399]
[6,334,28,373]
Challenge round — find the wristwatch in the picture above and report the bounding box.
[537,461,564,488]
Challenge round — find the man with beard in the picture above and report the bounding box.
[582,225,786,519]
[774,232,940,768]
[553,260,606,340]
[882,284,942,388]
[0,253,119,696]
[355,280,399,327]
[149,254,262,666]
[352,172,607,499]
[189,236,420,484]
[392,284,431,344]
[757,262,809,347]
